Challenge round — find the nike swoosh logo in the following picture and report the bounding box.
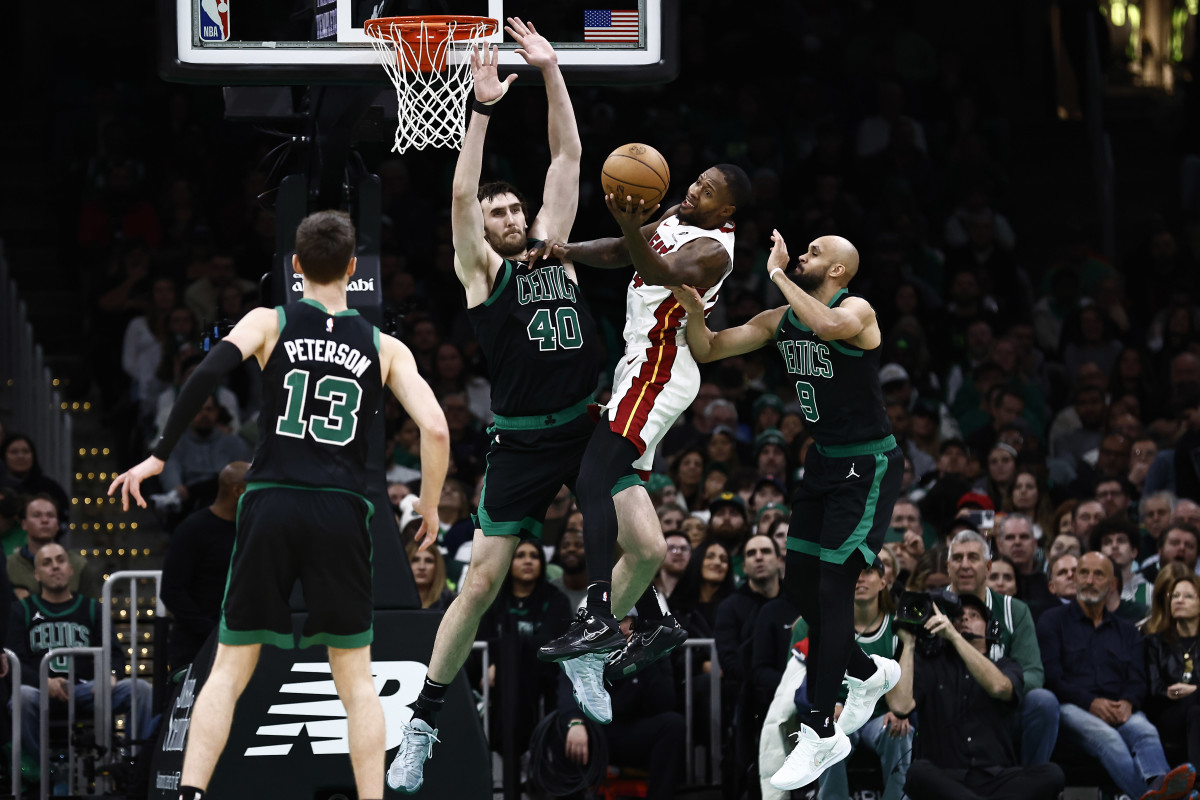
[583,628,605,641]
[812,750,836,769]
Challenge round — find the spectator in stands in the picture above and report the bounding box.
[965,388,1026,458]
[1004,468,1054,541]
[879,363,960,441]
[753,429,788,481]
[893,594,1065,800]
[478,541,571,753]
[1047,553,1079,604]
[1072,498,1106,543]
[1,434,69,513]
[817,560,911,800]
[437,478,475,559]
[1039,551,1196,799]
[1172,382,1200,503]
[668,447,706,511]
[915,439,973,534]
[161,460,248,670]
[1177,501,1200,531]
[1071,433,1133,500]
[154,350,242,443]
[557,625,685,800]
[749,475,786,519]
[654,532,690,600]
[976,443,1018,509]
[158,394,251,514]
[8,494,102,600]
[706,425,742,474]
[1143,523,1200,585]
[183,251,255,327]
[1142,491,1179,560]
[886,401,937,479]
[1130,435,1159,496]
[441,392,487,485]
[946,529,1059,764]
[1143,570,1200,768]
[715,535,782,688]
[1094,517,1152,607]
[0,486,24,556]
[753,394,784,436]
[1096,476,1135,521]
[1051,386,1108,474]
[680,515,707,549]
[995,514,1055,618]
[6,542,154,766]
[1049,532,1085,565]
[989,554,1018,597]
[707,491,751,575]
[548,524,586,611]
[429,341,491,424]
[657,504,686,535]
[121,275,178,410]
[406,540,453,611]
[672,540,734,666]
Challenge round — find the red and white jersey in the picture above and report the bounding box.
[604,214,735,469]
[620,215,736,353]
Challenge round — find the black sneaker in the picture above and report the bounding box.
[538,608,625,662]
[604,616,689,682]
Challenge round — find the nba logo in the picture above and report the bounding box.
[199,0,230,42]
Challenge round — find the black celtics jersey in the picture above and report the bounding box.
[466,245,600,417]
[775,289,892,447]
[246,299,382,494]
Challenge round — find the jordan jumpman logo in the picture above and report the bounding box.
[846,463,860,479]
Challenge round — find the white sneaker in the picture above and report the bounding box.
[562,653,612,724]
[837,654,901,735]
[770,723,852,791]
[386,718,440,794]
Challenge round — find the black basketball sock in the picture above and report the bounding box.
[412,677,449,727]
[586,581,613,617]
[633,584,668,626]
[178,787,206,800]
[846,646,878,681]
[805,709,837,738]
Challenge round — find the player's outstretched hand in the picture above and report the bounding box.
[412,499,441,552]
[604,193,660,231]
[107,456,165,511]
[669,284,705,316]
[470,43,517,104]
[768,228,790,274]
[505,17,556,69]
[528,238,570,262]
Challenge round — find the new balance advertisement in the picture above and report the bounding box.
[149,611,490,798]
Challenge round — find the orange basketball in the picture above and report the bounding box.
[601,143,670,206]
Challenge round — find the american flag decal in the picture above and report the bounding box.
[584,10,639,43]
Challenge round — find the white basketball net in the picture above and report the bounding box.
[367,19,492,153]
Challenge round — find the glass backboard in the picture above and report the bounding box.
[161,0,677,83]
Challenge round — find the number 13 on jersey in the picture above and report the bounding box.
[276,368,363,445]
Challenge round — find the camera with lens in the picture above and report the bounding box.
[896,588,963,656]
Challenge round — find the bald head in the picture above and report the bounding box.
[217,460,250,500]
[821,235,860,282]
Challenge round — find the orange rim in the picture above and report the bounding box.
[364,15,499,44]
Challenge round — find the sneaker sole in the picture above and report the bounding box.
[769,733,852,791]
[604,628,689,682]
[538,632,627,662]
[562,659,612,724]
[1146,765,1197,800]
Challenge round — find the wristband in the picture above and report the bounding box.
[769,268,784,281]
[471,99,495,116]
[567,719,585,728]
[891,709,912,720]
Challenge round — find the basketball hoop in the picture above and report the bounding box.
[364,15,499,153]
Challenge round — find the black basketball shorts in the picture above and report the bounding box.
[787,436,903,566]
[221,483,374,649]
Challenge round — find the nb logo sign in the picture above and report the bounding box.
[244,660,427,757]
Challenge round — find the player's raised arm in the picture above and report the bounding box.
[767,229,875,342]
[451,43,516,283]
[505,18,580,243]
[381,334,450,551]
[671,284,782,362]
[106,306,276,510]
[543,206,678,268]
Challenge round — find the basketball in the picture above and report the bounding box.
[601,143,670,206]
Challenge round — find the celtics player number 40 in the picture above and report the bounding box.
[527,306,585,351]
[276,368,364,445]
